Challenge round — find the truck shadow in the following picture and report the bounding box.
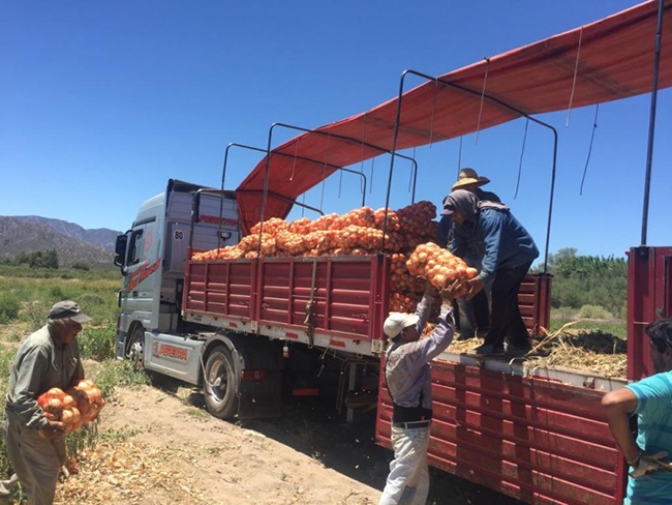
[242,396,525,505]
[151,376,523,505]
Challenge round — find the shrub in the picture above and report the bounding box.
[92,359,150,397]
[0,292,20,324]
[550,306,576,321]
[71,261,90,271]
[15,249,59,269]
[0,347,16,479]
[578,304,613,320]
[49,285,67,300]
[620,301,628,319]
[23,300,50,332]
[79,325,116,361]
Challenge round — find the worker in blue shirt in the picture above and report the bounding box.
[602,318,672,503]
[443,189,538,356]
[437,168,501,342]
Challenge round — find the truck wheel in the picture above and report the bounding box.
[203,345,238,419]
[127,327,145,371]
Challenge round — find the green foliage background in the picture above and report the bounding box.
[12,249,59,269]
[534,248,627,317]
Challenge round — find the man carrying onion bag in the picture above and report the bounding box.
[437,168,501,342]
[2,301,91,505]
[378,279,462,505]
[443,189,539,356]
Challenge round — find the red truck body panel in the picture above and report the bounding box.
[627,247,672,381]
[185,260,257,319]
[183,255,550,353]
[520,273,552,334]
[183,255,390,355]
[376,363,622,505]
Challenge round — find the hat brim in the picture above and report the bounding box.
[442,207,454,216]
[452,176,490,190]
[69,313,92,324]
[403,314,420,328]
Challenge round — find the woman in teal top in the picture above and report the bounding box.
[602,318,672,504]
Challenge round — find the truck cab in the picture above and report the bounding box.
[114,179,240,362]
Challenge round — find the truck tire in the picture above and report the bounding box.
[203,345,239,419]
[127,327,145,371]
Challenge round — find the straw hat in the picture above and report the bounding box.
[451,168,490,190]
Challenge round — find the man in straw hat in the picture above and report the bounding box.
[443,190,538,356]
[450,167,501,202]
[3,300,92,505]
[378,280,462,505]
[437,168,500,342]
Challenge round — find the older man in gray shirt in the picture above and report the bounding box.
[2,300,91,505]
[378,283,458,505]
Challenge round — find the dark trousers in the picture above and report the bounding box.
[484,262,532,348]
[472,289,490,332]
[456,289,490,338]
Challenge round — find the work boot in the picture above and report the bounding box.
[506,342,532,356]
[468,343,505,356]
[476,329,489,339]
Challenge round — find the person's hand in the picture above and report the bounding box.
[629,451,672,478]
[440,279,465,301]
[424,281,440,298]
[466,277,485,300]
[39,420,65,440]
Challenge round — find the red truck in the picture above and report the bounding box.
[114,2,671,503]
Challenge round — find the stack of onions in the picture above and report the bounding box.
[67,380,105,426]
[389,291,421,313]
[190,201,460,319]
[250,217,288,236]
[192,203,432,261]
[390,253,425,296]
[37,380,105,436]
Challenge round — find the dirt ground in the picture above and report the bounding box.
[53,378,524,505]
[2,321,523,505]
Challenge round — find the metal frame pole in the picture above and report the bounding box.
[387,69,559,273]
[640,0,665,246]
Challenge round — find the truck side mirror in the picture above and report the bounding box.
[114,234,128,274]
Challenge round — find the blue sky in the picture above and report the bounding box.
[1,1,669,260]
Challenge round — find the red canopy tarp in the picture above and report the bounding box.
[236,0,672,235]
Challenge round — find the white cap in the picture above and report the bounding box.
[383,312,420,339]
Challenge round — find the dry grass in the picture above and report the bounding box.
[449,322,627,379]
[55,441,216,505]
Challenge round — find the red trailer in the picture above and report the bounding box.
[228,3,670,502]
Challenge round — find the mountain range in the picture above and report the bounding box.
[0,216,121,267]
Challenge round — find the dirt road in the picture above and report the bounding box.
[55,380,523,505]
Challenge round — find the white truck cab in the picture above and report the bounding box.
[114,179,240,368]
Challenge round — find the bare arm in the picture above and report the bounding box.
[601,387,641,465]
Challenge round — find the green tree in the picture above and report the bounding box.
[14,249,59,269]
[537,249,627,316]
